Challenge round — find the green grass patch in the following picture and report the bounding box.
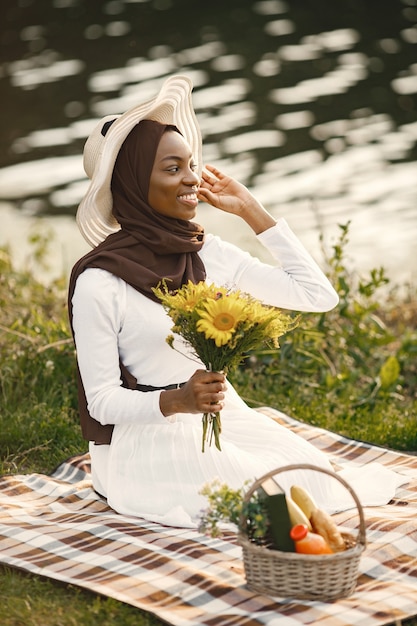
[0,565,161,626]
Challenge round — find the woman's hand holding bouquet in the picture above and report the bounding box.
[154,280,298,452]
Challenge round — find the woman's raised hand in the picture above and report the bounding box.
[198,164,254,216]
[197,164,276,234]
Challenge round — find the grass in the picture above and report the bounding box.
[0,565,161,626]
[0,223,416,625]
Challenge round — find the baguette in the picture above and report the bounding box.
[310,508,346,552]
[290,485,317,520]
[286,496,312,531]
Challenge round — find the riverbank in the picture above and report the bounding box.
[0,202,90,283]
[1,196,417,289]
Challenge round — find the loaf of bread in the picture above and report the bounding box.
[290,485,317,520]
[286,496,312,530]
[310,508,346,552]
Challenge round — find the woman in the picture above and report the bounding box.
[69,76,401,526]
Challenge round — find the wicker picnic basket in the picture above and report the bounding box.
[238,463,367,601]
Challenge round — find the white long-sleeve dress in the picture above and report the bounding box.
[71,219,402,526]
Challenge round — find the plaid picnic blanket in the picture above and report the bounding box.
[1,408,416,626]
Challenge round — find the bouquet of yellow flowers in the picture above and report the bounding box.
[153,281,298,452]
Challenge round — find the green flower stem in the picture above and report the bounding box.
[202,412,222,452]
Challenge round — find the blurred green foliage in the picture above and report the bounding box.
[231,222,417,450]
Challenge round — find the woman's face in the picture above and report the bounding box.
[148,130,200,220]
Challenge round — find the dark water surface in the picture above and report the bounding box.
[0,0,416,283]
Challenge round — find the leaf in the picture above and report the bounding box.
[379,355,400,389]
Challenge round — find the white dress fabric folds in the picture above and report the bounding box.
[71,219,403,527]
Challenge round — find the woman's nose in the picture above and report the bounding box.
[184,167,200,186]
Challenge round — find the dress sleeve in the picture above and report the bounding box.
[71,268,169,427]
[202,218,339,312]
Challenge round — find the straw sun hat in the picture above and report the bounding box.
[76,74,202,247]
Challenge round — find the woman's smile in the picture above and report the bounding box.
[177,191,199,208]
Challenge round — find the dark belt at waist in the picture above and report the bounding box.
[136,382,186,392]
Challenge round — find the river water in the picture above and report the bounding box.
[0,0,416,284]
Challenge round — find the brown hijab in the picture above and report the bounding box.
[68,119,206,443]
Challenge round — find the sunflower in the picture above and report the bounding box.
[244,298,270,324]
[196,294,248,347]
[154,281,225,313]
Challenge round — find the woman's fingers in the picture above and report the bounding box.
[202,164,222,179]
[186,370,226,412]
[159,370,226,417]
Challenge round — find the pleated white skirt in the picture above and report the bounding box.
[88,382,404,528]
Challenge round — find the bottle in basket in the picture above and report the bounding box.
[290,524,333,554]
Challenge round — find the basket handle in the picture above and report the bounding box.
[239,463,366,547]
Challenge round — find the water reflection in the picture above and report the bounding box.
[10,55,85,89]
[0,0,416,284]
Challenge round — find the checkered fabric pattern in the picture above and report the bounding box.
[0,408,416,626]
